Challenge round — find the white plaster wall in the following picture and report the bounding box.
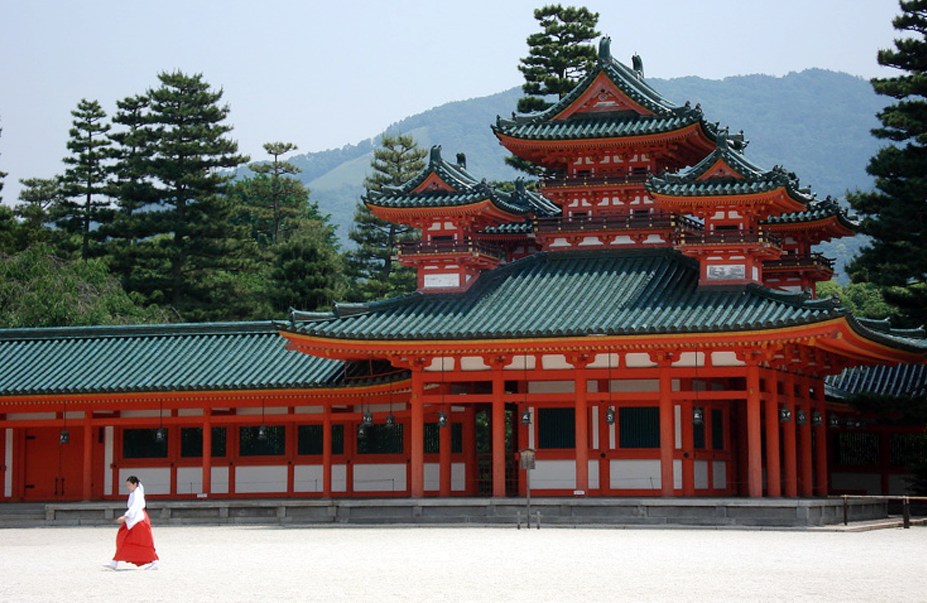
[294,465,324,493]
[712,461,727,489]
[235,465,287,493]
[332,464,347,492]
[354,463,406,492]
[118,468,171,495]
[294,406,324,414]
[237,406,287,416]
[177,409,204,417]
[588,459,599,490]
[541,355,572,370]
[674,405,682,448]
[695,460,709,489]
[460,356,490,371]
[611,459,661,490]
[424,462,466,491]
[532,459,575,489]
[673,352,706,367]
[529,381,575,394]
[712,352,745,367]
[176,467,202,495]
[120,410,161,418]
[5,413,56,421]
[624,354,656,368]
[674,459,682,489]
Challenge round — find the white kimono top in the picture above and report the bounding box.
[123,483,146,529]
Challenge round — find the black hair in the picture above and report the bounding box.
[126,475,140,486]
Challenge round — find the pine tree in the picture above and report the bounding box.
[15,177,62,251]
[516,5,600,114]
[55,99,114,259]
[507,5,599,175]
[846,0,927,328]
[108,71,254,321]
[344,135,424,301]
[247,142,304,245]
[268,224,344,313]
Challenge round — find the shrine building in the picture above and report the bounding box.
[0,37,924,503]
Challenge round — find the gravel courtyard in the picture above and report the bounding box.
[1,525,925,602]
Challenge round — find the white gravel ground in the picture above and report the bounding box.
[0,525,925,602]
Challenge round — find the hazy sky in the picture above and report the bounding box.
[0,0,905,203]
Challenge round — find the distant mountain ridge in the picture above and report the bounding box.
[282,69,885,281]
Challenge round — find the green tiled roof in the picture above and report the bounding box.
[367,146,558,216]
[284,249,899,343]
[827,363,927,400]
[493,114,705,142]
[647,137,814,203]
[762,196,856,230]
[0,322,347,396]
[492,36,718,144]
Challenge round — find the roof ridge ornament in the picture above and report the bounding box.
[429,144,442,165]
[598,36,611,65]
[632,52,644,78]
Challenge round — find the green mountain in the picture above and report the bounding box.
[285,69,885,281]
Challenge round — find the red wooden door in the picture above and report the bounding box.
[22,427,84,501]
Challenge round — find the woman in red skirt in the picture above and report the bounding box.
[105,475,159,570]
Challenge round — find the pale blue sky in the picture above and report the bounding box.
[0,0,904,202]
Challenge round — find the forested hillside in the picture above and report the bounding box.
[288,69,884,280]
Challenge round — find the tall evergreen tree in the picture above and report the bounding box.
[56,99,114,259]
[15,177,62,251]
[108,71,254,321]
[507,4,599,175]
[847,0,927,328]
[516,5,600,114]
[247,142,303,245]
[345,135,425,301]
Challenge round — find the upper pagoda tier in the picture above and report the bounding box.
[365,145,558,229]
[646,130,812,219]
[366,145,558,293]
[493,36,719,173]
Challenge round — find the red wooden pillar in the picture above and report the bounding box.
[202,418,212,496]
[82,416,93,501]
[782,373,798,497]
[746,361,763,497]
[572,355,590,494]
[439,403,452,496]
[410,364,426,498]
[322,407,332,497]
[764,370,782,497]
[813,381,828,496]
[655,353,675,496]
[798,377,814,496]
[491,359,507,498]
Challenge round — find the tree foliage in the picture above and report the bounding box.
[345,135,424,301]
[0,246,166,328]
[816,280,901,321]
[107,71,255,321]
[846,0,927,328]
[516,4,600,114]
[55,99,114,259]
[508,4,599,175]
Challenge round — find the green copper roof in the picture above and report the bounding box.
[762,196,856,230]
[647,133,814,203]
[493,113,705,142]
[493,36,718,144]
[827,363,927,400]
[284,249,877,342]
[0,321,347,396]
[366,145,558,216]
